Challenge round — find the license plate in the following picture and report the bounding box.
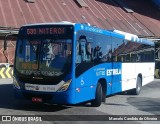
[32,97,42,102]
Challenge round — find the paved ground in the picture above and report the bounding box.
[0,78,159,124]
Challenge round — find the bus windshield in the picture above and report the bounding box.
[15,38,72,78]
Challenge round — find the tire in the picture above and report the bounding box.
[132,76,142,95]
[91,83,102,107]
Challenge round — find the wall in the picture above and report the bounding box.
[0,36,17,65]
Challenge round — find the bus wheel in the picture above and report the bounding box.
[91,83,102,107]
[132,76,142,95]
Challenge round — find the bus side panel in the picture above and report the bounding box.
[75,68,96,104]
[135,63,155,86]
[52,90,76,104]
[121,63,155,91]
[121,63,136,91]
[75,63,113,104]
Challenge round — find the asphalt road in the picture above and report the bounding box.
[0,78,160,124]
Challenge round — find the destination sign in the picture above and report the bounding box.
[27,27,65,35]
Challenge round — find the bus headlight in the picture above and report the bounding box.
[57,79,72,92]
[13,77,20,89]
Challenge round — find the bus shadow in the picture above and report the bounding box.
[0,84,70,112]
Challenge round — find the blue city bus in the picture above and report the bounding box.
[13,22,155,107]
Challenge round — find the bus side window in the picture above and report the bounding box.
[80,42,86,62]
[93,35,112,64]
[76,35,92,63]
[86,42,91,55]
[112,38,125,62]
[93,45,102,64]
[76,35,87,63]
[76,41,82,63]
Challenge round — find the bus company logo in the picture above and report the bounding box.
[106,69,121,76]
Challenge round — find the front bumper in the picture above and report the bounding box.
[13,86,75,105]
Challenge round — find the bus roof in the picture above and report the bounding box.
[75,23,154,46]
[21,22,154,46]
[113,30,154,46]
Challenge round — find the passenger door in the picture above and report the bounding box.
[111,37,124,93]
